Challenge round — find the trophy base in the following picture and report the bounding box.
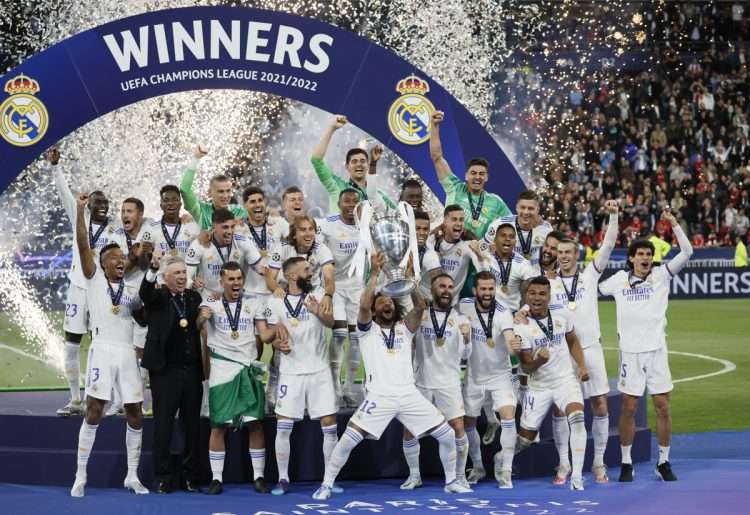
[381,278,417,298]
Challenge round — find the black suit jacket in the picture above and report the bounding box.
[139,274,203,373]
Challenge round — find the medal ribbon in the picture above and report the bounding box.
[429,304,451,340]
[88,220,107,249]
[106,279,124,309]
[493,253,513,287]
[516,220,533,256]
[222,296,242,333]
[533,314,555,343]
[283,291,307,321]
[418,245,426,268]
[248,222,267,253]
[170,294,187,324]
[467,191,485,224]
[212,237,233,264]
[560,268,580,303]
[474,300,495,339]
[161,217,182,252]
[381,323,396,349]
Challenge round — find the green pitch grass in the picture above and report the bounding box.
[0,299,747,433]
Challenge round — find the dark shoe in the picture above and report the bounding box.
[271,479,289,496]
[155,481,172,494]
[619,463,634,482]
[185,480,202,493]
[656,461,677,481]
[253,477,270,494]
[206,480,223,495]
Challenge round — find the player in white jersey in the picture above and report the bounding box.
[112,197,153,259]
[197,262,271,495]
[475,223,536,311]
[48,149,117,416]
[399,274,472,491]
[458,271,520,488]
[312,252,472,500]
[414,211,443,297]
[430,205,483,304]
[266,216,335,306]
[185,208,264,298]
[266,185,307,240]
[534,230,566,277]
[543,200,619,484]
[484,190,553,270]
[257,257,339,496]
[238,186,279,299]
[69,194,148,497]
[141,185,200,260]
[514,276,590,491]
[318,189,363,407]
[598,209,692,483]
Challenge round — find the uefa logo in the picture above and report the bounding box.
[0,73,49,147]
[387,75,435,146]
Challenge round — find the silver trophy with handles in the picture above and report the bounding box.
[369,211,417,297]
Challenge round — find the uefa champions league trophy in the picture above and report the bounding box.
[369,211,417,297]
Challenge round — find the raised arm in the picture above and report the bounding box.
[48,148,77,220]
[593,200,620,272]
[74,194,96,279]
[663,210,693,276]
[429,111,452,182]
[358,252,384,326]
[311,115,347,161]
[139,250,163,306]
[179,146,208,221]
[404,287,427,333]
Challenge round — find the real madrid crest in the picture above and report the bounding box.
[1,74,49,147]
[387,75,435,145]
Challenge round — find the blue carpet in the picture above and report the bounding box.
[3,431,749,515]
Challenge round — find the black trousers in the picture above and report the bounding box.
[149,363,203,486]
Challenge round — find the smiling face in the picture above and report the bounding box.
[444,209,465,242]
[465,164,488,194]
[160,190,182,221]
[541,236,561,268]
[494,226,517,257]
[221,268,245,301]
[120,201,144,234]
[163,261,187,294]
[283,191,305,221]
[526,283,551,318]
[102,246,127,281]
[213,219,235,246]
[402,185,423,210]
[556,240,578,274]
[473,277,496,309]
[293,219,316,251]
[346,150,369,183]
[431,275,455,309]
[373,293,396,325]
[245,193,266,223]
[88,192,109,223]
[210,179,233,209]
[629,247,654,277]
[415,218,430,247]
[338,191,358,223]
[516,199,539,229]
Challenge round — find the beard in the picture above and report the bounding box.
[297,277,314,293]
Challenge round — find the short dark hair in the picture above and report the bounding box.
[283,256,307,275]
[242,186,265,203]
[122,197,144,212]
[160,185,180,197]
[339,188,359,200]
[212,208,234,225]
[431,272,454,285]
[627,239,655,269]
[345,148,368,164]
[282,186,303,200]
[444,204,464,217]
[474,270,496,284]
[99,242,121,268]
[467,157,489,170]
[402,178,422,191]
[494,223,515,235]
[220,261,244,277]
[518,190,539,203]
[546,230,567,243]
[527,275,551,290]
[414,210,430,222]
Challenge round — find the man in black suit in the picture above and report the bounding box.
[140,252,204,493]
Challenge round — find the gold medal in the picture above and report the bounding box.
[260,249,269,257]
[436,337,445,347]
[501,285,509,294]
[568,301,577,311]
[231,330,239,340]
[170,248,178,256]
[471,219,481,228]
[524,253,531,260]
[487,338,495,348]
[111,305,120,314]
[290,317,299,326]
[179,318,188,328]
